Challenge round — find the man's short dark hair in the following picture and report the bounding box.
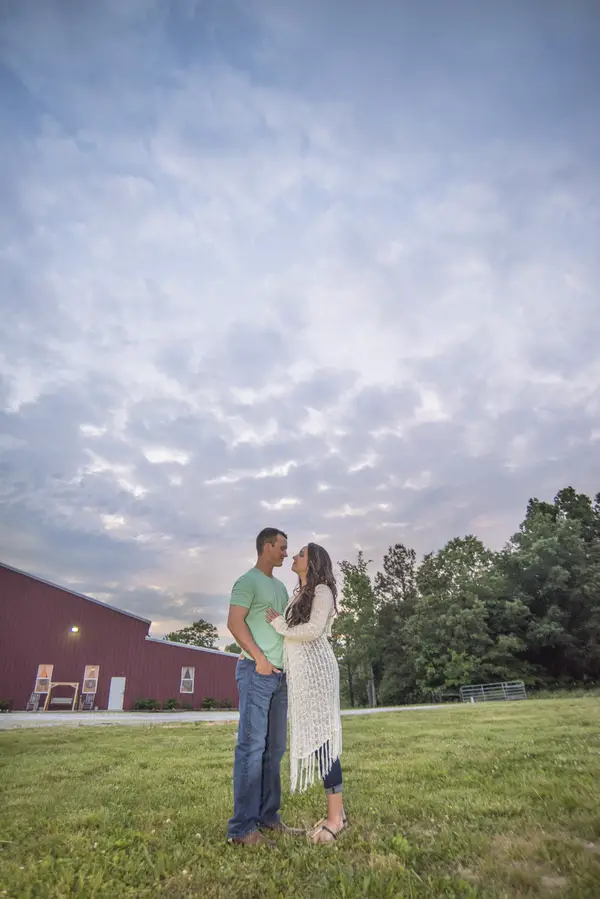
[256,528,287,555]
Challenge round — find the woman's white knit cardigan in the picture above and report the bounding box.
[270,584,342,793]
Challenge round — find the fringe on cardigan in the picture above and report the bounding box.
[290,725,343,794]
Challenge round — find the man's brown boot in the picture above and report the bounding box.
[227,830,274,847]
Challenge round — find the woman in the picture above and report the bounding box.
[265,542,347,845]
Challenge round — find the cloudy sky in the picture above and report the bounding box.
[1,0,599,644]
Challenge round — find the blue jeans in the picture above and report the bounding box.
[228,658,288,839]
[317,744,343,793]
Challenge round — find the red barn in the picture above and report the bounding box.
[0,562,238,711]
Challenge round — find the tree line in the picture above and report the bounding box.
[332,487,600,706]
[164,486,599,705]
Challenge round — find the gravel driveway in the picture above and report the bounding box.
[0,704,442,730]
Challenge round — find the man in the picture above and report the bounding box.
[226,527,300,845]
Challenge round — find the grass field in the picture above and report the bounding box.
[1,699,599,899]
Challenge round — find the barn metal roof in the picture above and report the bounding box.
[1,561,152,625]
[144,637,239,657]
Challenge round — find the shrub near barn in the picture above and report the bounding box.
[131,697,234,711]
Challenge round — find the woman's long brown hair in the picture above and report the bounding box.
[285,542,338,626]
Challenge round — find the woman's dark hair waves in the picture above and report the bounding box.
[285,543,338,626]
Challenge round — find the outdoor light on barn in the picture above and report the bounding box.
[0,562,238,712]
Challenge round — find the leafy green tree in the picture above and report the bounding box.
[224,642,241,654]
[416,535,494,600]
[375,543,417,605]
[333,552,378,706]
[405,589,491,692]
[374,544,421,704]
[403,535,537,693]
[554,486,600,543]
[501,492,600,684]
[405,537,493,692]
[164,619,218,648]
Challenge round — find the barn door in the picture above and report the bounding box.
[107,677,126,711]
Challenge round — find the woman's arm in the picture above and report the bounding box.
[267,585,333,643]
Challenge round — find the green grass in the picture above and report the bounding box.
[529,687,600,701]
[1,699,599,898]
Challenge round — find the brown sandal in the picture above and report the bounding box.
[308,811,348,837]
[310,819,348,845]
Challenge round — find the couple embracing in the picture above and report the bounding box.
[226,528,347,846]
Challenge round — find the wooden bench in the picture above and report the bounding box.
[49,697,74,708]
[43,682,79,712]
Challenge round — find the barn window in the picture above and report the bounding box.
[180,666,195,694]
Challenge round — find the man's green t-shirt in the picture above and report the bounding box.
[230,568,289,669]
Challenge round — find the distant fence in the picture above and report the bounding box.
[459,681,528,703]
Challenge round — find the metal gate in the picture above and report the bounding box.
[459,681,527,702]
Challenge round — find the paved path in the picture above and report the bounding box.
[0,705,442,730]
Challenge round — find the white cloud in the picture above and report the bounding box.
[404,472,433,491]
[143,447,190,465]
[101,514,127,531]
[260,497,301,511]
